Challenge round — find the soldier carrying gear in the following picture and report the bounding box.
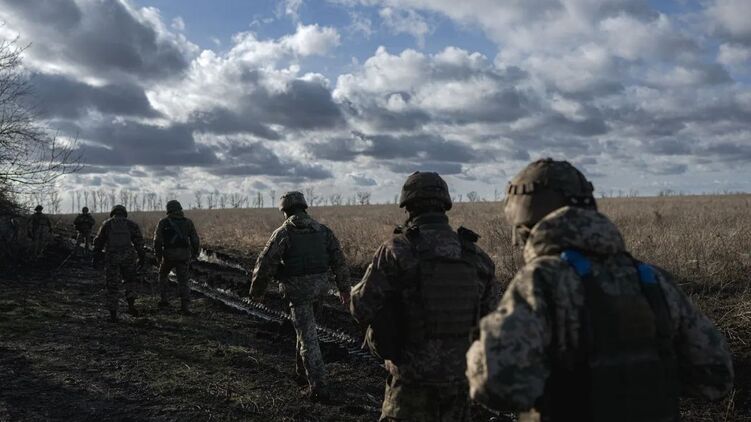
[28,205,52,258]
[466,159,734,422]
[73,206,96,255]
[351,172,501,422]
[92,205,145,322]
[251,191,350,402]
[153,199,200,315]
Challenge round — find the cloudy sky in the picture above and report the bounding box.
[2,0,750,207]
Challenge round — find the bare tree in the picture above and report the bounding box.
[329,193,342,206]
[466,191,479,203]
[253,191,264,208]
[356,191,371,205]
[304,187,319,207]
[0,37,80,198]
[206,191,216,209]
[96,190,106,212]
[75,191,82,211]
[48,191,61,214]
[69,191,75,213]
[219,193,228,209]
[193,191,203,209]
[268,190,276,208]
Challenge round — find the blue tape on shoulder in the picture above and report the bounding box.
[637,263,657,284]
[560,249,592,278]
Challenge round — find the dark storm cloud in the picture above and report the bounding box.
[75,122,218,166]
[192,78,344,138]
[1,0,190,81]
[208,142,332,180]
[31,74,160,119]
[339,98,432,131]
[310,132,484,163]
[701,143,751,163]
[636,162,688,175]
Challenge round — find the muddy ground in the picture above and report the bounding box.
[0,237,748,421]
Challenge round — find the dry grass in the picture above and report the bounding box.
[58,194,751,419]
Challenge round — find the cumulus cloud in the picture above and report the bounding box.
[0,0,196,83]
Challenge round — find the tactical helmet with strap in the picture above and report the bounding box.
[82,207,89,213]
[504,158,595,245]
[399,172,453,211]
[279,191,308,212]
[110,204,128,218]
[166,200,183,213]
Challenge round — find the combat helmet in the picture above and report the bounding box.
[82,207,89,213]
[166,200,183,213]
[504,158,595,244]
[110,204,128,217]
[399,171,452,211]
[279,191,308,212]
[34,205,43,212]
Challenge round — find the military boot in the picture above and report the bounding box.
[126,298,140,317]
[180,300,192,316]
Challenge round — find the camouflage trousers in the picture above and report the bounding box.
[290,302,326,389]
[105,253,138,312]
[380,375,470,422]
[75,229,92,252]
[158,259,191,302]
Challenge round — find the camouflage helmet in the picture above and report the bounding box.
[110,204,128,217]
[398,171,452,211]
[166,200,183,213]
[34,205,43,212]
[82,207,89,213]
[504,158,595,243]
[279,191,308,211]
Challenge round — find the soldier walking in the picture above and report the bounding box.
[92,205,145,322]
[350,172,501,422]
[153,200,200,315]
[466,159,734,421]
[73,206,96,255]
[250,191,350,401]
[28,205,52,258]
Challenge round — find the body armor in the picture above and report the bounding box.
[280,230,329,277]
[542,250,680,422]
[106,218,132,252]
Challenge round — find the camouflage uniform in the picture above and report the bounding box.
[93,208,145,317]
[74,210,96,253]
[467,206,733,421]
[251,210,350,392]
[28,208,52,258]
[352,172,501,422]
[352,213,500,421]
[153,204,200,310]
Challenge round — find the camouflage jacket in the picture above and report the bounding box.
[466,206,734,411]
[28,212,52,235]
[93,216,145,258]
[153,211,200,261]
[250,212,350,304]
[74,213,96,232]
[352,213,501,383]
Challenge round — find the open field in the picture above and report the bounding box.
[36,194,751,420]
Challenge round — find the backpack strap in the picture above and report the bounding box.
[166,217,188,246]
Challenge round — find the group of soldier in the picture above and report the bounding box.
[65,158,733,421]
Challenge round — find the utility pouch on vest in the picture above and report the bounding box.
[365,292,405,362]
[107,218,132,252]
[165,218,190,249]
[280,230,329,277]
[556,250,679,422]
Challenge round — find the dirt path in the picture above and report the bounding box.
[0,254,385,422]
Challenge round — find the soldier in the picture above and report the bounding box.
[153,200,200,315]
[93,205,145,322]
[466,159,734,421]
[73,206,96,255]
[28,205,52,258]
[250,191,350,400]
[351,172,500,422]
